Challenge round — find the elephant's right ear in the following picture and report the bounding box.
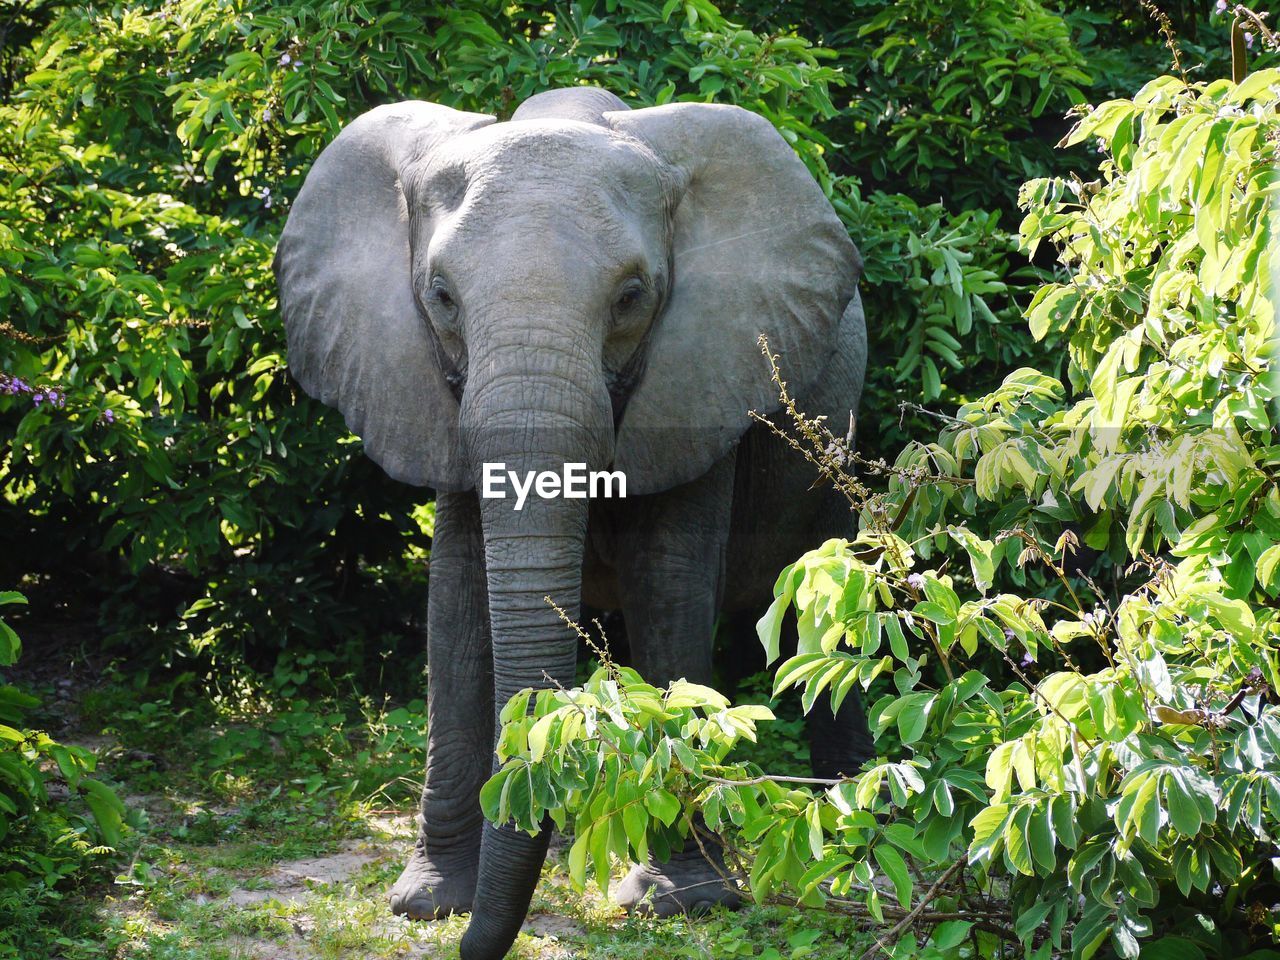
[274,101,494,490]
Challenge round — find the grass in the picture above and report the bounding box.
[7,663,875,960]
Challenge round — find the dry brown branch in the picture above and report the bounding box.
[0,321,61,344]
[1141,0,1187,79]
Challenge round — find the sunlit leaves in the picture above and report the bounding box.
[744,63,1280,960]
[483,666,776,883]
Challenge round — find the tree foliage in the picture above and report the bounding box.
[0,0,1095,664]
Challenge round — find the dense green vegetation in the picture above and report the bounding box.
[490,60,1280,958]
[2,0,1278,958]
[0,0,1118,665]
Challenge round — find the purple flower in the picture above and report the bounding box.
[1003,627,1016,643]
[906,573,926,590]
[263,107,273,122]
[280,52,292,66]
[1215,0,1228,12]
[1,375,74,410]
[1020,651,1035,667]
[1245,31,1255,48]
[103,409,115,424]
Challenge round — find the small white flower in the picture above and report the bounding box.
[906,573,927,590]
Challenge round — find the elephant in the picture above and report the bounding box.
[274,85,874,960]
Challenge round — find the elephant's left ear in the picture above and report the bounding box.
[605,103,861,495]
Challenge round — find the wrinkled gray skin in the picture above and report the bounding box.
[275,87,873,960]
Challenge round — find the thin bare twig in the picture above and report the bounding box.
[861,856,971,959]
[1140,0,1187,80]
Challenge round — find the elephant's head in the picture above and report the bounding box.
[275,87,859,958]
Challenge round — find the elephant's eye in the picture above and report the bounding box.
[613,278,646,315]
[423,276,462,336]
[430,278,454,309]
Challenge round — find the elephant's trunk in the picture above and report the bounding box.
[457,323,612,960]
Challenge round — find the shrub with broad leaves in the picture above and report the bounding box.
[484,65,1280,960]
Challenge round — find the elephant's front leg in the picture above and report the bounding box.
[612,455,741,917]
[390,490,493,919]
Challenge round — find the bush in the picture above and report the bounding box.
[0,593,128,956]
[1,0,894,672]
[484,64,1280,959]
[0,0,1097,671]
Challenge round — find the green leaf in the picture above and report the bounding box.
[1257,544,1280,597]
[871,842,911,908]
[527,711,556,762]
[968,804,1008,865]
[947,526,996,591]
[81,779,126,847]
[568,828,591,887]
[1165,771,1204,838]
[0,621,19,668]
[666,680,729,710]
[756,593,789,665]
[1028,803,1057,873]
[1004,804,1035,876]
[644,789,681,827]
[622,802,649,860]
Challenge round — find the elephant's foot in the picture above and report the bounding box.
[615,848,741,918]
[389,839,478,920]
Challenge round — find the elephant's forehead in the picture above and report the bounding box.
[424,120,663,201]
